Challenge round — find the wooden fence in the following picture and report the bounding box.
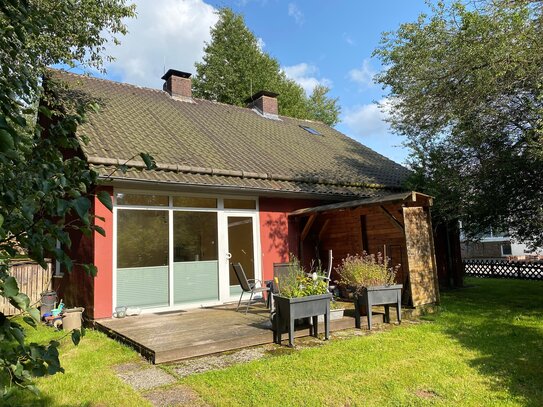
[1,260,53,316]
[464,259,543,280]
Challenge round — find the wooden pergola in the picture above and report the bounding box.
[288,191,440,307]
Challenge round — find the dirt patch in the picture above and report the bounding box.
[171,347,266,378]
[144,385,209,407]
[414,388,439,399]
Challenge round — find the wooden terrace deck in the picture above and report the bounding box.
[96,303,369,364]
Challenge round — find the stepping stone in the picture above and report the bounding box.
[117,365,176,390]
[144,385,209,407]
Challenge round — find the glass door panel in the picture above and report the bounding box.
[227,216,255,296]
[173,212,219,304]
[116,209,169,308]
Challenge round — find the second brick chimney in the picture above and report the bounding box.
[162,69,192,100]
[245,91,279,117]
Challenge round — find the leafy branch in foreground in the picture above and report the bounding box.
[0,0,140,398]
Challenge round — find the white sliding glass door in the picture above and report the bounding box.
[114,192,260,312]
[172,211,219,305]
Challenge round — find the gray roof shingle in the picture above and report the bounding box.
[53,70,411,198]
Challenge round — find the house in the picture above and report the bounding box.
[48,69,440,320]
[460,226,543,261]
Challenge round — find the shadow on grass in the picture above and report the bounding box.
[440,278,543,406]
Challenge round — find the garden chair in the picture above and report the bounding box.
[318,250,336,296]
[231,263,271,314]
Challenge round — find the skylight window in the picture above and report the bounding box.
[299,125,322,136]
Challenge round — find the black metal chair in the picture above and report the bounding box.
[232,263,270,314]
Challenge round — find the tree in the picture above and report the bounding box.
[374,0,543,247]
[193,8,341,126]
[307,85,341,127]
[0,0,138,398]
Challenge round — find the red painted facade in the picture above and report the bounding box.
[258,197,321,282]
[60,193,325,319]
[93,186,114,319]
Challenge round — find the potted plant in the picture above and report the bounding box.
[272,260,332,347]
[336,252,402,330]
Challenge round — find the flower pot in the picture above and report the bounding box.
[272,293,332,347]
[318,307,344,323]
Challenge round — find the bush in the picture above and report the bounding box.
[336,252,398,294]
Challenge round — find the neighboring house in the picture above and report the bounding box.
[47,69,440,319]
[460,226,543,260]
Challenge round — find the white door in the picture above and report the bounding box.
[219,213,261,301]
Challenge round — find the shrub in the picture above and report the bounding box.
[275,258,328,298]
[336,252,399,294]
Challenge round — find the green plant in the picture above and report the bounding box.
[336,252,398,294]
[275,258,328,298]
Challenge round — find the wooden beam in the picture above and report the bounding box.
[300,214,317,242]
[318,219,331,241]
[379,205,404,233]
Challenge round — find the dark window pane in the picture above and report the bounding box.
[172,196,217,208]
[116,193,168,206]
[173,212,218,262]
[117,210,169,268]
[223,199,256,210]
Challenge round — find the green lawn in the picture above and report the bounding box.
[5,278,543,406]
[6,326,150,406]
[183,278,543,406]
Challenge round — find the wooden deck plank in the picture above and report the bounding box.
[95,305,393,364]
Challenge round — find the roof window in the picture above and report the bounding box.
[299,125,322,136]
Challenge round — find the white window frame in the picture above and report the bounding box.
[112,189,261,314]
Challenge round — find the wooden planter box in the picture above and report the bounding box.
[354,284,403,330]
[273,293,332,347]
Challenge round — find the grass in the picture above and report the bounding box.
[6,324,150,406]
[4,278,543,406]
[182,278,543,406]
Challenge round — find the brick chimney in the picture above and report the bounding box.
[245,91,279,116]
[162,69,192,100]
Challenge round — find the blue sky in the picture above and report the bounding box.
[97,0,431,164]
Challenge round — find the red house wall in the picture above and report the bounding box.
[93,186,114,319]
[53,186,114,319]
[258,197,322,281]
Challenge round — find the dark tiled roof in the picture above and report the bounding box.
[53,70,411,198]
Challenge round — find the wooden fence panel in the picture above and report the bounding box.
[464,259,543,280]
[0,261,53,316]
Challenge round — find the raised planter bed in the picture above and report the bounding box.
[273,293,332,347]
[354,284,403,330]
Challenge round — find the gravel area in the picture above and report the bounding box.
[172,347,266,378]
[117,365,176,390]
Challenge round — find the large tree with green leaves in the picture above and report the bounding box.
[0,0,139,398]
[193,8,341,126]
[374,0,543,247]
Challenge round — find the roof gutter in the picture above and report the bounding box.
[88,156,395,190]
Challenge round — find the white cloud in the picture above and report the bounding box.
[256,37,265,51]
[282,63,331,95]
[348,59,377,88]
[343,98,392,138]
[343,32,355,46]
[342,98,408,163]
[288,3,304,25]
[103,0,218,89]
